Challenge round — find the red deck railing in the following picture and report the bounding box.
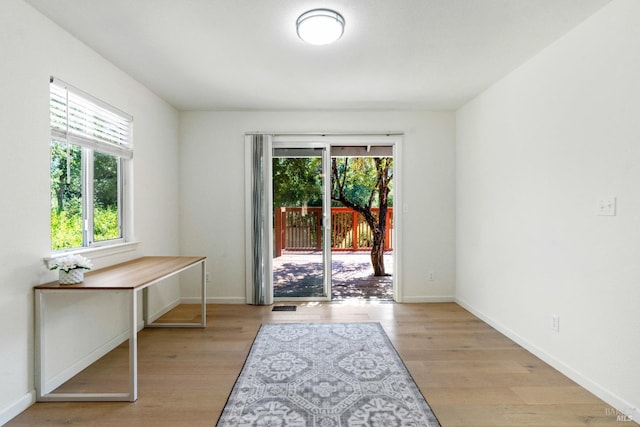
[274,207,393,257]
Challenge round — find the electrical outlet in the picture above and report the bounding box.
[550,315,560,332]
[428,271,435,281]
[205,272,211,283]
[597,197,616,216]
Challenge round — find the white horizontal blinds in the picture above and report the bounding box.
[50,77,133,159]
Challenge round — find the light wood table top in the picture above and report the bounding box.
[36,256,206,290]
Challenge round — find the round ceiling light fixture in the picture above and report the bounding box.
[296,9,345,45]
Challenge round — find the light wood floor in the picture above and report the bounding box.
[9,302,634,426]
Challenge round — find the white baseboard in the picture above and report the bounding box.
[456,297,639,424]
[10,299,202,426]
[400,295,455,303]
[146,298,181,323]
[180,296,246,304]
[43,329,130,394]
[41,297,178,396]
[0,391,34,426]
[181,296,457,304]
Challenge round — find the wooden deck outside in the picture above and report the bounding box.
[274,207,393,256]
[273,251,393,300]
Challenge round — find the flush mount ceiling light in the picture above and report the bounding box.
[296,9,345,45]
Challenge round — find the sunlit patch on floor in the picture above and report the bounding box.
[273,252,393,300]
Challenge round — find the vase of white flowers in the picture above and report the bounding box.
[49,254,93,285]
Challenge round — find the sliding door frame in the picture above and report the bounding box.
[272,142,332,302]
[245,132,404,304]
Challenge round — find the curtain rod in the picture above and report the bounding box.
[245,131,404,137]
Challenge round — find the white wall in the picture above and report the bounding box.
[456,0,640,419]
[179,111,456,303]
[0,1,180,423]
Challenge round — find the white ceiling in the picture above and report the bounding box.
[25,0,612,111]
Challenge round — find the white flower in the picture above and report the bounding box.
[48,255,93,273]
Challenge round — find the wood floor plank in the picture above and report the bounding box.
[8,302,634,426]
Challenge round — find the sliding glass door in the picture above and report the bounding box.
[246,133,401,304]
[272,144,332,301]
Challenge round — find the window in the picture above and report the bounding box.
[49,77,133,252]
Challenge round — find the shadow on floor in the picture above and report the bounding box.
[273,252,393,300]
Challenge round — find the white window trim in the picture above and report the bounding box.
[49,76,134,254]
[44,241,141,266]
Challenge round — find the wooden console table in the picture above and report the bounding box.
[34,256,206,402]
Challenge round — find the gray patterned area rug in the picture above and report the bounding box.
[217,322,440,426]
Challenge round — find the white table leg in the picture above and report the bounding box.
[34,290,46,400]
[201,259,207,327]
[129,289,138,401]
[146,259,207,328]
[36,289,133,402]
